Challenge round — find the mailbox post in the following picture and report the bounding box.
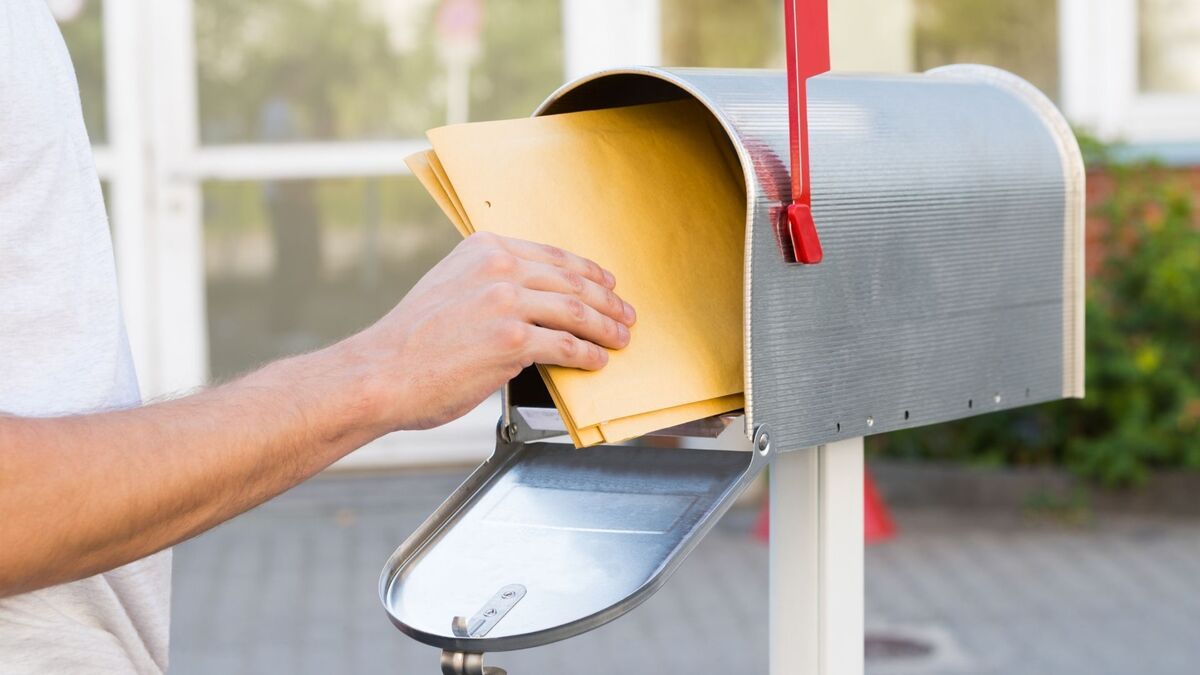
[379,37,1084,675]
[772,439,864,675]
[773,3,864,670]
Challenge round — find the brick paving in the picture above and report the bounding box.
[169,470,1200,674]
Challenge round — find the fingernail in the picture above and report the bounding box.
[617,323,630,345]
[623,302,637,324]
[603,269,616,288]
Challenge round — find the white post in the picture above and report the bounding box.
[770,445,820,675]
[102,0,208,398]
[770,437,864,675]
[1058,0,1137,140]
[561,0,661,82]
[145,0,209,396]
[445,60,471,125]
[103,0,154,393]
[828,0,913,73]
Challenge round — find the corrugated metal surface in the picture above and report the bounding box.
[539,65,1083,453]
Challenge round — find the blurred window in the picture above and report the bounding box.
[914,0,1059,100]
[664,0,1061,93]
[203,176,460,379]
[54,0,107,144]
[194,0,563,144]
[1139,0,1200,94]
[195,0,565,379]
[1062,0,1200,143]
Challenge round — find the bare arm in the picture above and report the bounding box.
[0,232,636,598]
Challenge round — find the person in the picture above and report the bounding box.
[0,2,636,672]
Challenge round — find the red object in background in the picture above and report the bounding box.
[752,471,897,543]
[863,471,896,541]
[436,0,483,40]
[782,0,830,264]
[752,497,769,541]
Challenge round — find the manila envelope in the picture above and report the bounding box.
[411,100,746,446]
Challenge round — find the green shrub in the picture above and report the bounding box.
[871,145,1200,486]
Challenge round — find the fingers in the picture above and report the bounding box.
[467,232,636,326]
[520,289,630,350]
[493,234,617,290]
[465,232,636,373]
[523,326,610,371]
[520,260,637,327]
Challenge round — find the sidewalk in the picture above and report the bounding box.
[170,470,1200,674]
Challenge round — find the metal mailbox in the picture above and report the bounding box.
[380,65,1085,674]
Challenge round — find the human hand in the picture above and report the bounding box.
[342,232,637,432]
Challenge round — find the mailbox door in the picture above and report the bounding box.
[378,431,765,653]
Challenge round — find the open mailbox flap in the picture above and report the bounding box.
[379,402,767,653]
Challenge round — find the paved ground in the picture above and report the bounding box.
[170,469,1200,674]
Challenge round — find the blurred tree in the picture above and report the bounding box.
[914,0,1059,99]
[873,150,1200,486]
[195,0,563,236]
[195,0,443,143]
[663,0,784,68]
[195,0,562,143]
[1066,163,1200,484]
[469,0,562,122]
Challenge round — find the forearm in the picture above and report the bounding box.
[0,232,635,599]
[0,340,383,598]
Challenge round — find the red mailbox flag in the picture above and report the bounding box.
[783,0,829,264]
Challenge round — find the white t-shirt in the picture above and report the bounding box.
[0,2,171,672]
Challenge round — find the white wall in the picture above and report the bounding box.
[830,0,914,73]
[562,0,662,81]
[1061,0,1200,143]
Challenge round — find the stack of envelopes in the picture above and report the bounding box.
[406,100,746,447]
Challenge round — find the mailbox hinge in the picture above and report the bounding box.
[438,584,526,675]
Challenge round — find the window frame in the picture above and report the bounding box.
[1060,0,1200,143]
[90,0,659,465]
